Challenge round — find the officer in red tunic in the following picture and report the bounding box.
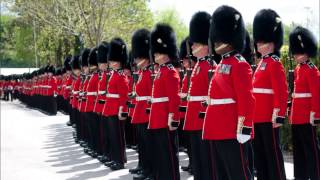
[70,56,82,142]
[184,12,215,180]
[252,9,288,180]
[203,6,255,180]
[129,29,153,179]
[178,37,195,174]
[289,26,320,180]
[46,65,57,115]
[83,48,99,158]
[149,23,181,180]
[102,38,129,170]
[62,56,73,125]
[78,49,91,152]
[94,42,111,163]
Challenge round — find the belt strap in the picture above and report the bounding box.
[151,97,169,103]
[136,96,151,101]
[252,88,274,94]
[188,96,208,102]
[209,98,236,105]
[292,93,312,98]
[106,93,120,98]
[98,90,106,95]
[87,92,97,96]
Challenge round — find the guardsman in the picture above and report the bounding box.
[203,5,255,180]
[84,48,99,158]
[252,9,288,180]
[289,26,320,180]
[46,65,57,115]
[102,38,129,170]
[62,56,73,125]
[70,56,81,142]
[149,23,181,180]
[78,49,91,152]
[94,42,111,163]
[179,37,195,174]
[129,29,153,179]
[184,12,215,180]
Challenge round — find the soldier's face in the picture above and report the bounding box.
[82,67,89,74]
[293,54,308,63]
[109,61,121,70]
[98,63,107,71]
[154,53,169,64]
[182,58,189,68]
[257,42,274,55]
[192,43,208,58]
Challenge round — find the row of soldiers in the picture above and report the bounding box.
[6,5,320,180]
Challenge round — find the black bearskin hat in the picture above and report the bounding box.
[70,55,81,70]
[210,5,246,52]
[242,31,253,65]
[64,56,72,71]
[179,37,195,60]
[108,38,128,66]
[289,26,318,58]
[88,47,98,67]
[253,9,283,52]
[189,11,211,45]
[150,23,178,60]
[97,42,109,63]
[80,48,90,67]
[132,29,150,59]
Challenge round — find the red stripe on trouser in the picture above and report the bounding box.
[272,128,284,180]
[311,127,320,178]
[118,120,125,163]
[209,142,216,180]
[239,144,248,180]
[166,130,177,180]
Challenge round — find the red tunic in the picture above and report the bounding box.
[149,63,180,129]
[93,71,108,113]
[203,52,255,140]
[290,61,320,124]
[184,60,213,131]
[79,77,89,112]
[132,68,152,124]
[85,72,99,112]
[63,75,73,100]
[252,54,288,123]
[71,77,81,109]
[179,73,189,120]
[102,70,129,117]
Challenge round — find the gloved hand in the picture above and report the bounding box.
[272,108,285,127]
[310,111,320,126]
[118,106,126,120]
[236,116,251,144]
[168,113,179,131]
[53,93,57,97]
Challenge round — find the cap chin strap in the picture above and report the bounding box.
[192,46,202,55]
[215,43,229,53]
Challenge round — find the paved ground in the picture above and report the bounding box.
[1,100,294,180]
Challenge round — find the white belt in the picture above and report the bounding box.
[42,85,52,88]
[106,93,120,98]
[252,88,274,94]
[151,97,169,103]
[179,93,188,98]
[136,96,151,101]
[188,96,208,102]
[87,92,97,96]
[209,98,236,105]
[292,93,312,98]
[33,86,38,88]
[66,86,72,89]
[98,90,106,95]
[72,91,79,95]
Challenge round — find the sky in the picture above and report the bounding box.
[148,0,320,40]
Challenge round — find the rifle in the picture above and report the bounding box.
[146,50,156,114]
[287,52,294,111]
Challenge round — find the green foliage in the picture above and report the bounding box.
[154,8,188,46]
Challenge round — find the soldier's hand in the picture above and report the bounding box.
[118,106,127,120]
[310,111,320,126]
[236,116,251,144]
[168,113,179,131]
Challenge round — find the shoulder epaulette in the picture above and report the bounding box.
[307,62,315,69]
[235,54,246,62]
[167,64,174,70]
[271,55,280,62]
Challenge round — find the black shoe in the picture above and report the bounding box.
[143,176,154,180]
[131,145,138,150]
[133,173,147,180]
[129,166,142,174]
[72,124,76,128]
[99,156,110,163]
[104,161,115,167]
[66,121,72,126]
[110,163,124,171]
[90,152,98,158]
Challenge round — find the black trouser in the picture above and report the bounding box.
[88,112,99,152]
[125,117,137,147]
[107,115,126,164]
[101,116,111,158]
[80,112,87,143]
[292,124,320,180]
[178,120,189,149]
[73,109,81,139]
[136,123,153,175]
[246,140,254,175]
[47,96,57,115]
[211,139,252,180]
[96,114,104,155]
[189,130,215,180]
[149,128,180,180]
[253,123,286,180]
